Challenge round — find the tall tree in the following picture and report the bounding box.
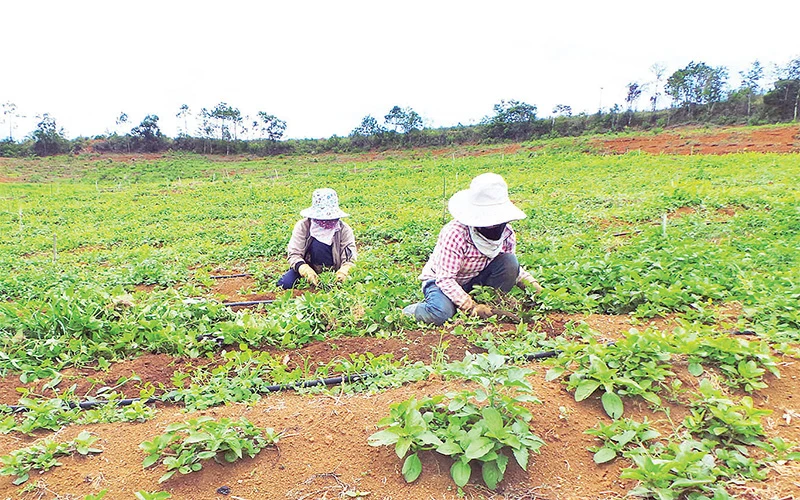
[256,112,286,141]
[130,114,164,152]
[115,111,128,134]
[32,113,69,156]
[210,102,242,141]
[763,56,800,122]
[384,106,422,134]
[649,63,667,112]
[739,60,763,117]
[2,102,20,141]
[665,61,728,117]
[551,104,571,127]
[625,83,643,125]
[351,115,385,137]
[176,104,191,137]
[483,99,538,140]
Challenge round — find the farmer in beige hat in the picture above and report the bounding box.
[402,173,542,325]
[277,188,357,288]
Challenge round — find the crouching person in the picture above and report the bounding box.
[403,173,541,325]
[277,188,357,289]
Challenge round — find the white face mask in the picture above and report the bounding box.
[309,219,340,245]
[469,226,503,259]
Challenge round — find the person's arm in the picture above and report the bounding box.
[287,219,310,271]
[339,223,357,264]
[335,223,357,281]
[433,226,472,308]
[505,226,542,292]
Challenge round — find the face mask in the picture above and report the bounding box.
[476,223,506,241]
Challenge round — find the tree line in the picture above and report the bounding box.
[1,57,798,158]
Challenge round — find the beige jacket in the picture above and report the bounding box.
[287,219,357,272]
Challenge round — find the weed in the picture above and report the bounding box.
[139,416,279,483]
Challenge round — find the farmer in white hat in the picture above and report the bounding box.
[277,188,357,289]
[403,173,542,325]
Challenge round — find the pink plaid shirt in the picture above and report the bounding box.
[419,220,534,307]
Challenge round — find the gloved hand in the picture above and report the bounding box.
[335,262,355,282]
[519,276,544,295]
[298,263,319,287]
[460,296,495,319]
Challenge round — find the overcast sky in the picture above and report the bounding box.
[2,1,798,140]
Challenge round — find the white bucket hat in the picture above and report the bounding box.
[300,188,349,220]
[448,173,526,227]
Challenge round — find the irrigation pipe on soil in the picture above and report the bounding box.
[3,328,758,413]
[4,372,381,413]
[222,299,276,307]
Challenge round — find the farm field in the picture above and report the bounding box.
[0,125,799,499]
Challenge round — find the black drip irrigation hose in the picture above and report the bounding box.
[3,347,565,413]
[522,350,561,361]
[4,329,758,413]
[209,273,251,279]
[222,299,276,307]
[4,371,381,413]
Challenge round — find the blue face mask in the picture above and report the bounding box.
[476,223,506,241]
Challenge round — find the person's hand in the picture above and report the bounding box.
[460,296,495,319]
[335,262,355,282]
[520,276,544,295]
[298,264,319,287]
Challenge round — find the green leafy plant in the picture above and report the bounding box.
[621,439,730,500]
[545,327,674,418]
[682,379,771,446]
[0,390,157,435]
[369,352,544,490]
[139,416,278,482]
[678,324,780,392]
[0,430,102,484]
[585,417,661,464]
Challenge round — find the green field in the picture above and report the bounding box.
[0,145,799,498]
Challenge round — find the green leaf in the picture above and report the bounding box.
[158,470,176,483]
[688,362,703,376]
[512,447,529,470]
[464,437,494,460]
[574,380,601,401]
[593,447,616,464]
[417,431,443,446]
[482,407,504,433]
[601,391,624,419]
[436,441,462,456]
[12,473,29,485]
[367,429,399,447]
[482,460,502,490]
[613,430,637,447]
[395,437,411,459]
[451,459,471,487]
[142,454,160,469]
[401,453,422,483]
[545,367,565,381]
[640,391,661,405]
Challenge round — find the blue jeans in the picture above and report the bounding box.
[412,253,520,326]
[277,238,335,289]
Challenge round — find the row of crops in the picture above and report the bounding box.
[0,143,799,497]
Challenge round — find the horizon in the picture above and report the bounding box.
[2,1,799,141]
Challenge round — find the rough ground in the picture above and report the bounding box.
[1,126,799,499]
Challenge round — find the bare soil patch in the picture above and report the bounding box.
[592,125,800,155]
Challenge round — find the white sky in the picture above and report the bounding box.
[1,0,798,140]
